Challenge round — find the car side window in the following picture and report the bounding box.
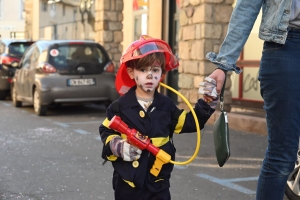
[21,46,35,69]
[38,50,48,63]
[29,47,40,70]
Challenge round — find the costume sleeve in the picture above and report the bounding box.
[99,101,121,161]
[172,98,214,134]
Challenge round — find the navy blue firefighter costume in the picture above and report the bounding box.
[99,85,214,199]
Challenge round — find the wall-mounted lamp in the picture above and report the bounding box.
[47,0,61,4]
[79,0,95,35]
[79,0,94,13]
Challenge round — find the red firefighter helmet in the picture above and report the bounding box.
[116,35,179,95]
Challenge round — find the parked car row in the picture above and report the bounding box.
[0,39,119,116]
[0,39,34,100]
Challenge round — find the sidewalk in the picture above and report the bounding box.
[206,108,267,135]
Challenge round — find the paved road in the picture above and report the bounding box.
[0,100,290,200]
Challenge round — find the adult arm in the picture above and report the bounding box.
[206,0,263,92]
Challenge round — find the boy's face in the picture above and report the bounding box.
[127,64,162,95]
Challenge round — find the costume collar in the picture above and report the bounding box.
[118,85,164,110]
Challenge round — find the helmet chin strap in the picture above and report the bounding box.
[159,82,201,165]
[160,74,166,82]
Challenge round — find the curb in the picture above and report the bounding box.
[206,111,267,135]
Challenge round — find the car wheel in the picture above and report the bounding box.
[285,156,300,200]
[0,90,7,100]
[11,85,22,107]
[33,88,47,116]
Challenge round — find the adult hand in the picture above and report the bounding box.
[109,136,142,161]
[208,69,226,95]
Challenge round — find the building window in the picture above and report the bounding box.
[20,0,24,19]
[42,1,48,12]
[50,3,56,17]
[10,32,25,39]
[0,0,2,19]
[51,3,56,11]
[133,0,148,40]
[63,4,65,16]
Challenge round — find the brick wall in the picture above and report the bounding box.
[24,0,33,40]
[177,0,234,111]
[25,0,235,111]
[94,0,123,70]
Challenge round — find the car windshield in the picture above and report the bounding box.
[9,42,33,56]
[48,44,108,75]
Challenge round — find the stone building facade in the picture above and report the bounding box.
[94,0,123,69]
[24,0,235,111]
[24,0,34,40]
[177,0,234,111]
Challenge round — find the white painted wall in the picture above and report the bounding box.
[0,0,25,39]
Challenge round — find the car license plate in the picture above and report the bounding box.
[67,78,96,86]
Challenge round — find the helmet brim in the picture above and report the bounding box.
[115,63,136,95]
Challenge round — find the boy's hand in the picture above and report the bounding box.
[110,136,142,161]
[199,77,219,109]
[199,77,218,97]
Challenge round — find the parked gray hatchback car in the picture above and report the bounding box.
[11,40,119,116]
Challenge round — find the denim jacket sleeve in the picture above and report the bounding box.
[206,0,264,74]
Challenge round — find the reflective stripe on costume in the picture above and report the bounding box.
[102,118,110,128]
[123,178,163,187]
[106,155,118,161]
[174,110,187,134]
[123,179,136,188]
[151,136,169,147]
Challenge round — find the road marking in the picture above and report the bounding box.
[53,122,69,128]
[67,121,102,125]
[176,155,263,162]
[75,129,90,135]
[188,163,261,169]
[0,102,11,106]
[196,173,257,195]
[95,136,101,141]
[174,165,188,170]
[174,155,262,169]
[224,176,258,182]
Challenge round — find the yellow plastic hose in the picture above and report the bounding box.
[159,82,201,165]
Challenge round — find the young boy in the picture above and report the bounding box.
[99,35,217,200]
